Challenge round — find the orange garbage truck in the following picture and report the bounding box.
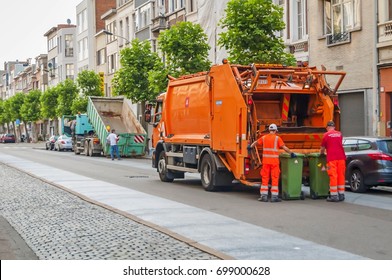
[150,61,345,191]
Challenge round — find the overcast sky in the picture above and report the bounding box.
[0,0,81,67]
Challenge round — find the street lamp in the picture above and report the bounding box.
[103,30,130,45]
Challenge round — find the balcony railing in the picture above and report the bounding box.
[326,31,351,46]
[378,21,392,44]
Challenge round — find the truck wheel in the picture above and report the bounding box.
[158,152,174,182]
[201,154,218,191]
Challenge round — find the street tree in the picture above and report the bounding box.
[40,87,60,137]
[56,79,78,117]
[218,0,295,65]
[8,92,25,140]
[1,99,12,133]
[20,90,42,142]
[72,70,103,114]
[112,38,162,103]
[158,21,211,77]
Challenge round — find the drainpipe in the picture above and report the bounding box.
[374,0,380,136]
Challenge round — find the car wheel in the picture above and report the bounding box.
[46,144,49,150]
[349,168,367,193]
[157,152,174,182]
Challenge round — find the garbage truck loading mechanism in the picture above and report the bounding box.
[150,62,346,191]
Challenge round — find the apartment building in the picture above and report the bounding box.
[308,0,375,137]
[378,0,392,136]
[44,24,78,86]
[0,61,28,100]
[76,0,116,74]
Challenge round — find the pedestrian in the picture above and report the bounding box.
[320,120,346,202]
[106,129,120,160]
[250,123,296,202]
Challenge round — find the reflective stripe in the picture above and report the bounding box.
[263,154,279,158]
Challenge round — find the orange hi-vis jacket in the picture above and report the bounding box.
[257,134,285,164]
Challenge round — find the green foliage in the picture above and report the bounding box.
[112,39,162,103]
[9,92,25,121]
[148,59,169,96]
[218,0,295,65]
[20,90,42,122]
[56,79,78,116]
[71,96,88,115]
[2,99,12,123]
[158,21,211,77]
[77,70,103,97]
[40,87,59,119]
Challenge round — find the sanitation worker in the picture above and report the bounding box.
[320,120,346,202]
[250,123,296,202]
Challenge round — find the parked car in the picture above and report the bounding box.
[45,135,59,150]
[343,136,392,193]
[54,135,73,151]
[2,133,16,143]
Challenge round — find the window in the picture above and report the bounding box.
[65,34,74,57]
[66,64,74,80]
[389,0,392,21]
[106,22,117,42]
[108,53,117,73]
[295,0,306,40]
[77,9,88,34]
[138,6,151,29]
[48,35,58,51]
[97,48,106,65]
[78,37,88,61]
[324,0,360,35]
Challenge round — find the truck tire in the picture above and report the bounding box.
[200,154,218,191]
[158,152,174,182]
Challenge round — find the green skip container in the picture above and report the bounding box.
[279,153,305,200]
[307,153,330,199]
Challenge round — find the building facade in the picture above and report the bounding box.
[44,24,78,86]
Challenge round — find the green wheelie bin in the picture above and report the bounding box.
[279,153,305,200]
[307,153,330,199]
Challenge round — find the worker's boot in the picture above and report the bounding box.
[338,193,345,201]
[326,195,339,202]
[258,195,268,202]
[270,196,281,203]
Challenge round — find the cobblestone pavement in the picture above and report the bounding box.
[0,164,218,260]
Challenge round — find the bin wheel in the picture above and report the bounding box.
[282,192,287,200]
[310,191,317,200]
[300,191,305,200]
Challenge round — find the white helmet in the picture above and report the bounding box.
[269,123,278,131]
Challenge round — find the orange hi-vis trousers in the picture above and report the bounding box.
[260,163,280,197]
[326,159,346,196]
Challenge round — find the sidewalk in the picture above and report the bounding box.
[0,215,38,260]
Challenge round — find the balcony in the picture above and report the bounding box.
[151,16,167,34]
[378,21,392,45]
[326,31,351,46]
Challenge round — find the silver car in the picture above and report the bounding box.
[54,135,73,151]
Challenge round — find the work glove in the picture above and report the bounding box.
[247,144,252,153]
[290,152,297,158]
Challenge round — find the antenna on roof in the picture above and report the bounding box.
[67,19,71,25]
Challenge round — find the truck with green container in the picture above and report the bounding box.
[86,96,147,157]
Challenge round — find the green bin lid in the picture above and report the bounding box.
[279,153,304,158]
[307,153,326,158]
